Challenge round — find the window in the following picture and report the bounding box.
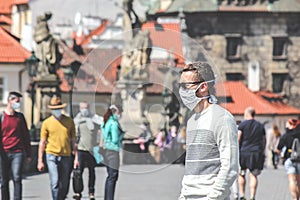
[272,36,288,60]
[218,96,233,104]
[226,34,242,61]
[226,73,245,81]
[272,73,288,93]
[0,77,4,102]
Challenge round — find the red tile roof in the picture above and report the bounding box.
[0,15,12,24]
[77,21,185,66]
[59,49,176,95]
[11,0,28,4]
[255,91,283,99]
[0,27,30,62]
[80,20,109,45]
[0,0,28,14]
[59,48,122,93]
[60,21,186,92]
[217,81,300,115]
[142,22,185,66]
[218,5,269,12]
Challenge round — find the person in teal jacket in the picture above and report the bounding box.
[101,105,124,200]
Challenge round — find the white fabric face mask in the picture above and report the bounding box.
[80,108,89,117]
[52,109,62,118]
[179,80,215,111]
[12,102,20,110]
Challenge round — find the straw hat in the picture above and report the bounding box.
[48,96,66,110]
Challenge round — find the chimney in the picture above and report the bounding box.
[21,24,33,51]
[248,61,260,92]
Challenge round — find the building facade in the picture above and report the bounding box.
[151,0,300,109]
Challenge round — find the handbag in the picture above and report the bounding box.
[291,138,300,162]
[72,168,83,194]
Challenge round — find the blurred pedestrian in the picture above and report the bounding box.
[176,126,186,165]
[268,124,281,169]
[178,62,238,199]
[37,96,78,200]
[163,125,177,163]
[238,107,266,200]
[0,91,31,200]
[277,118,300,200]
[133,122,151,152]
[73,102,102,200]
[101,105,124,200]
[154,128,165,163]
[154,128,165,151]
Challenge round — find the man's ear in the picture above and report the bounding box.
[195,82,207,97]
[199,82,208,92]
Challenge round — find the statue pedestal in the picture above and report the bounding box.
[33,75,61,121]
[34,75,60,87]
[117,80,152,138]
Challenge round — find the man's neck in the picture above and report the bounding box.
[245,116,254,120]
[4,107,15,115]
[194,100,211,113]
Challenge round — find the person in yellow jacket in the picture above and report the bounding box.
[37,96,79,200]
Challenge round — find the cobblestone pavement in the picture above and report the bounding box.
[17,164,291,200]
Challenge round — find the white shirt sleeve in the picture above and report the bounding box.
[207,115,239,200]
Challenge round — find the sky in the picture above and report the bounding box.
[29,0,147,26]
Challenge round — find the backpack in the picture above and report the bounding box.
[290,138,300,162]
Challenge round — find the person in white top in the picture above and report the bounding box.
[267,124,281,169]
[178,62,239,200]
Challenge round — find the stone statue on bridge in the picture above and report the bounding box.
[33,12,62,79]
[119,0,152,81]
[120,29,152,80]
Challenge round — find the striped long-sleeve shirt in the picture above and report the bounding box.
[179,104,239,200]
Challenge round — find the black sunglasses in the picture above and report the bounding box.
[178,81,203,89]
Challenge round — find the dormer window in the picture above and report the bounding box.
[226,34,242,61]
[226,73,244,81]
[272,36,288,60]
[272,73,288,93]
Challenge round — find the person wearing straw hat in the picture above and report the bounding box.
[37,96,79,200]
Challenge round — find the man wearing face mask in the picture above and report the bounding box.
[72,101,103,200]
[37,96,79,200]
[178,62,239,200]
[0,91,31,200]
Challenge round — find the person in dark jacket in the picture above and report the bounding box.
[0,91,31,200]
[277,118,300,200]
